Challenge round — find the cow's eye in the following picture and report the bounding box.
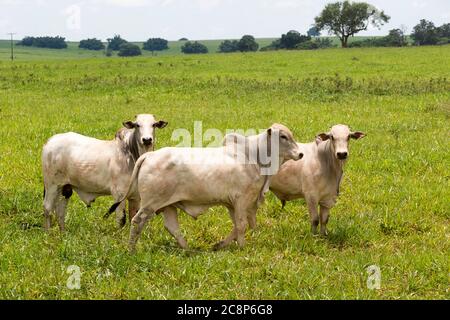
[281,135,288,140]
[135,124,140,128]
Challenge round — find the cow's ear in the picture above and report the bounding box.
[315,133,330,145]
[154,120,168,129]
[123,121,136,129]
[350,131,366,140]
[267,128,272,136]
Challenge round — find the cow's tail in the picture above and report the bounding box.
[104,155,147,219]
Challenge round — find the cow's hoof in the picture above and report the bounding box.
[177,241,188,250]
[212,241,225,251]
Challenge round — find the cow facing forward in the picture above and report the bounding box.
[109,124,303,252]
[270,124,365,236]
[42,114,168,231]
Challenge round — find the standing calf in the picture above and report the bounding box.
[270,124,365,236]
[42,114,167,231]
[109,124,303,252]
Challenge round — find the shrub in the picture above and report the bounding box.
[218,40,240,53]
[238,35,259,52]
[181,41,208,54]
[280,30,310,49]
[117,43,142,57]
[143,38,169,52]
[16,36,34,46]
[17,36,67,49]
[107,35,127,51]
[79,38,105,51]
[296,38,336,50]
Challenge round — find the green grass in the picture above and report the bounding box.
[0,46,449,299]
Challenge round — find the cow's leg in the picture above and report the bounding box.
[319,205,331,236]
[129,207,155,253]
[247,208,257,230]
[234,207,249,247]
[213,207,236,251]
[114,202,126,228]
[162,206,188,249]
[55,197,69,232]
[111,191,126,228]
[43,184,58,231]
[128,198,139,223]
[305,196,320,235]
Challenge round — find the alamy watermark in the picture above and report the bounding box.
[66,265,81,290]
[366,265,381,290]
[169,122,290,175]
[64,4,81,31]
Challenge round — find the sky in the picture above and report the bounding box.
[0,0,449,41]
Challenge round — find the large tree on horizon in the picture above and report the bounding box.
[314,1,390,48]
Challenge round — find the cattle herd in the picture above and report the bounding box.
[42,114,365,252]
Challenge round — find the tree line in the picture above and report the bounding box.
[16,1,450,56]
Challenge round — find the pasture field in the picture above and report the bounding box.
[0,46,449,299]
[0,38,276,60]
[0,36,379,60]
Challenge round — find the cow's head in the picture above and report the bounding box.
[268,123,303,162]
[316,124,365,161]
[123,114,168,152]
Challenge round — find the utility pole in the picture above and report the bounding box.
[7,33,16,61]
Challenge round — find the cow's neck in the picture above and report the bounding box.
[318,140,344,196]
[254,132,284,176]
[126,129,141,164]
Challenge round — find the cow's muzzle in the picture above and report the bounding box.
[142,137,153,146]
[337,152,348,160]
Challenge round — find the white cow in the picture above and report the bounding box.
[109,124,303,252]
[42,114,168,231]
[270,124,365,236]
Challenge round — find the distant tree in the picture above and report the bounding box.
[79,38,105,50]
[411,20,439,45]
[181,41,208,54]
[437,23,450,38]
[238,35,259,52]
[348,29,408,48]
[118,43,142,57]
[280,30,310,49]
[218,40,240,53]
[307,26,321,37]
[143,38,169,53]
[384,28,408,47]
[437,23,450,44]
[16,36,34,46]
[179,37,189,41]
[107,35,127,51]
[17,36,67,49]
[314,1,390,47]
[296,38,335,50]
